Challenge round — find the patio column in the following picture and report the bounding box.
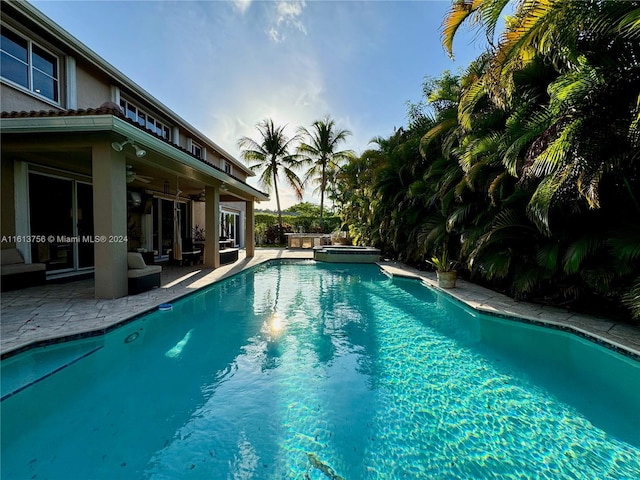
[92,141,128,298]
[204,185,220,268]
[245,200,255,257]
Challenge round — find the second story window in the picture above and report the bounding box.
[191,141,203,159]
[222,160,232,175]
[1,27,59,102]
[119,98,171,141]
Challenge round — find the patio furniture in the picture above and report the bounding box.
[1,248,46,291]
[127,252,162,294]
[285,233,332,249]
[220,248,239,265]
[179,238,202,266]
[136,249,155,265]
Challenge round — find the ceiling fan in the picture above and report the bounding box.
[189,189,206,202]
[126,165,153,184]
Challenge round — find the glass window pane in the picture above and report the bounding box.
[127,103,136,121]
[32,46,56,77]
[1,51,28,87]
[1,31,28,62]
[33,69,58,101]
[138,112,146,126]
[163,126,170,140]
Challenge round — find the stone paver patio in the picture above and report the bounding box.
[2,249,639,359]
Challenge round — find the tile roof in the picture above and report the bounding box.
[1,102,124,118]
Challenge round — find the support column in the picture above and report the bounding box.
[204,185,220,268]
[92,141,128,298]
[245,200,255,257]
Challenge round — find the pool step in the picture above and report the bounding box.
[1,340,102,401]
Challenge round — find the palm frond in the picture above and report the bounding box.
[442,0,481,59]
[622,276,640,320]
[608,226,640,262]
[458,76,487,130]
[547,61,604,114]
[501,105,553,177]
[526,170,570,235]
[471,246,512,280]
[617,7,640,39]
[446,202,476,233]
[562,233,605,275]
[512,265,544,294]
[419,116,458,157]
[535,242,559,271]
[526,118,583,178]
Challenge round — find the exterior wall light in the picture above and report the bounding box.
[111,139,146,157]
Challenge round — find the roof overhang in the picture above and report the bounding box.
[0,114,269,202]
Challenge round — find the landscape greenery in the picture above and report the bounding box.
[254,203,341,246]
[242,0,640,324]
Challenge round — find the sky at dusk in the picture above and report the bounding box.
[31,0,488,209]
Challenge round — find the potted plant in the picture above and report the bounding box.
[192,224,205,242]
[127,215,143,251]
[427,250,458,288]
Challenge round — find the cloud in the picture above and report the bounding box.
[233,0,252,15]
[276,0,306,28]
[268,27,282,43]
[268,0,307,43]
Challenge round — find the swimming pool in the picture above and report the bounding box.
[1,262,639,479]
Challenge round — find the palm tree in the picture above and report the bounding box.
[297,116,353,224]
[238,118,304,243]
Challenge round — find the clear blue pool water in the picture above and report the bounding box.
[1,262,639,479]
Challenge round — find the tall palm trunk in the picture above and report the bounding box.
[319,160,326,223]
[297,116,353,232]
[238,118,305,247]
[273,160,284,244]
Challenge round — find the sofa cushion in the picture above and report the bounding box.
[1,262,47,275]
[127,265,162,278]
[127,252,147,269]
[1,248,25,266]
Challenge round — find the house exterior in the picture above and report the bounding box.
[0,0,269,298]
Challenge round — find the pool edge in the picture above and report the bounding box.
[378,261,640,362]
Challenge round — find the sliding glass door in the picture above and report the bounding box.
[221,210,239,246]
[152,197,188,259]
[28,172,94,274]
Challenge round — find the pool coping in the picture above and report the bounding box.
[378,261,640,362]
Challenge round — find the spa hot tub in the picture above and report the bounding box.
[313,245,381,263]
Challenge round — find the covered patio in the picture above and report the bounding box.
[1,104,268,299]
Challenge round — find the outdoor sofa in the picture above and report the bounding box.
[128,252,162,294]
[1,247,46,291]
